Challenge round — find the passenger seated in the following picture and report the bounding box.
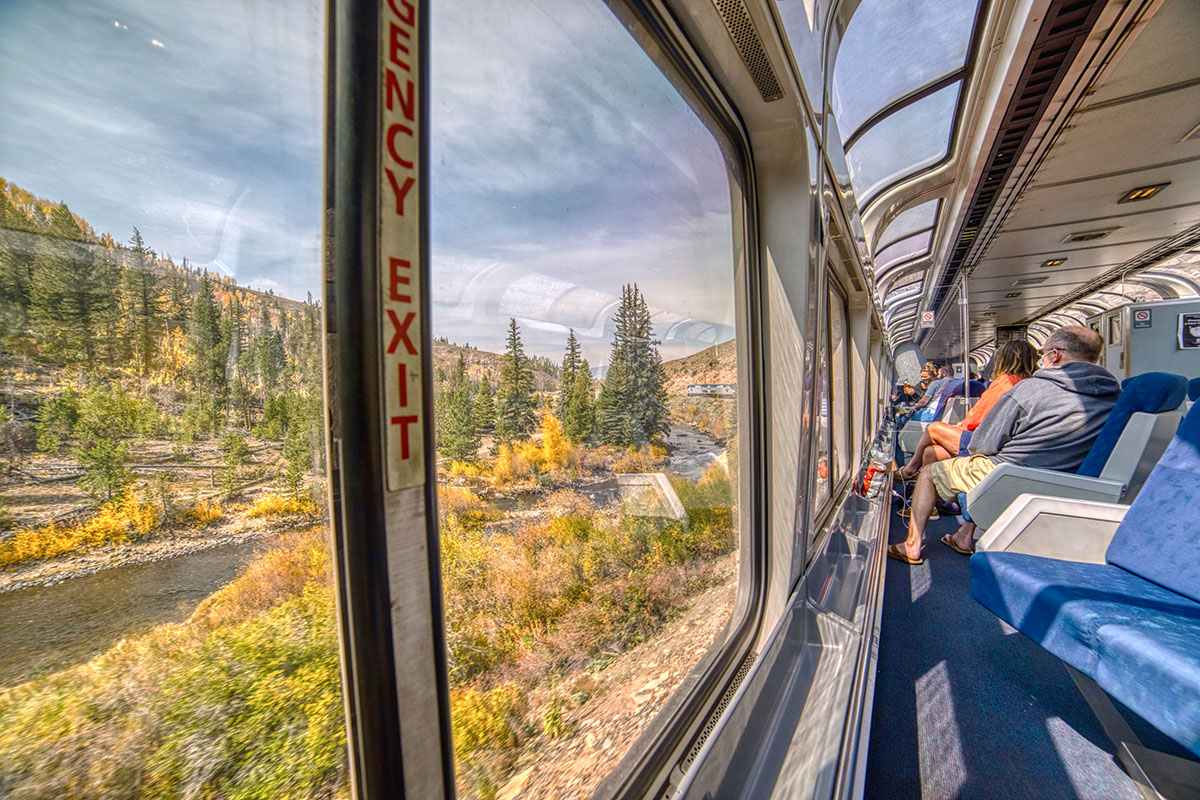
[889,325,1120,564]
[896,364,949,426]
[891,364,934,413]
[897,340,1037,479]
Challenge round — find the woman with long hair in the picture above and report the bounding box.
[898,340,1038,479]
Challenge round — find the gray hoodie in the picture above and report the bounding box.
[967,361,1121,471]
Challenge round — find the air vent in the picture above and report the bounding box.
[711,0,784,101]
[678,652,757,771]
[1061,228,1116,244]
[922,0,1106,339]
[1013,276,1048,287]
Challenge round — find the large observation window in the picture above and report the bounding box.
[432,1,741,796]
[831,0,978,139]
[0,1,341,798]
[844,81,960,206]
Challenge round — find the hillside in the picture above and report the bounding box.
[433,340,559,393]
[661,339,736,396]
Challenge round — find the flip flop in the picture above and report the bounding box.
[887,544,924,565]
[940,534,973,556]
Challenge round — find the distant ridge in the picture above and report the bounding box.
[661,339,736,396]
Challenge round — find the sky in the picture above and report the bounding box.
[0,0,736,366]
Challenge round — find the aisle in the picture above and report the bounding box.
[862,508,1167,800]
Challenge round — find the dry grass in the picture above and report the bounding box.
[0,495,158,569]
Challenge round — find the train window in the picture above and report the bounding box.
[875,229,933,275]
[774,0,832,112]
[829,278,850,486]
[830,0,978,139]
[1108,314,1122,345]
[844,81,962,204]
[876,199,939,254]
[431,1,740,797]
[811,276,833,517]
[0,2,344,798]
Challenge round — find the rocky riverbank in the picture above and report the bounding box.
[0,509,316,594]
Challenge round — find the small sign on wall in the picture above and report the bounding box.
[1180,313,1200,350]
[1133,308,1152,329]
[919,311,935,329]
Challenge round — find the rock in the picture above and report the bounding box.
[497,766,535,800]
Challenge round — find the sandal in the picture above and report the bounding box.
[940,534,973,556]
[887,543,924,565]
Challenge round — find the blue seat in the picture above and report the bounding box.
[1189,377,1200,403]
[1076,371,1187,477]
[971,400,1200,756]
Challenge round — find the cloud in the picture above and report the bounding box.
[150,38,164,48]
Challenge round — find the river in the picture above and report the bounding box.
[0,538,268,687]
[0,425,724,689]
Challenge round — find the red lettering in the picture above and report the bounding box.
[389,22,411,71]
[386,309,418,355]
[385,169,415,216]
[397,362,408,408]
[390,414,419,459]
[385,70,415,121]
[386,123,414,169]
[387,0,415,27]
[389,257,412,302]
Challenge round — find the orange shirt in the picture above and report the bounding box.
[960,373,1023,431]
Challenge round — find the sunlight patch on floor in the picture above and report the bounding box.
[916,659,966,799]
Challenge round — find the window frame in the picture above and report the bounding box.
[326,1,772,798]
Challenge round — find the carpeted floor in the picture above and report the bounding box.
[863,505,1192,800]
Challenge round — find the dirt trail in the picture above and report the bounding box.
[497,551,738,800]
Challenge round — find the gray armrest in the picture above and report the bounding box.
[965,462,1125,530]
[975,494,1128,564]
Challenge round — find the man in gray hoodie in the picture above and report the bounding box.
[889,325,1121,564]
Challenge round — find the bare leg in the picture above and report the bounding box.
[920,444,954,468]
[928,422,965,456]
[888,470,939,561]
[901,427,935,477]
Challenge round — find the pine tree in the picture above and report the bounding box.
[439,382,480,462]
[189,272,225,393]
[494,318,536,444]
[121,228,162,375]
[563,358,595,442]
[596,356,634,447]
[598,284,669,444]
[558,329,581,418]
[475,373,495,432]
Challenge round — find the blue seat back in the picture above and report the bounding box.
[1189,376,1200,402]
[1105,401,1200,604]
[1076,372,1187,478]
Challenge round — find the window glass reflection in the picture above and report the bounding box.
[845,81,960,205]
[876,199,939,254]
[831,0,977,139]
[875,230,933,275]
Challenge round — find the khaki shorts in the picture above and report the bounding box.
[926,455,996,502]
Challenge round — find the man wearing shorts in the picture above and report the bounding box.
[889,325,1120,564]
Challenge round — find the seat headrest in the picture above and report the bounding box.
[1106,401,1200,604]
[1077,372,1188,478]
[1189,376,1200,403]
